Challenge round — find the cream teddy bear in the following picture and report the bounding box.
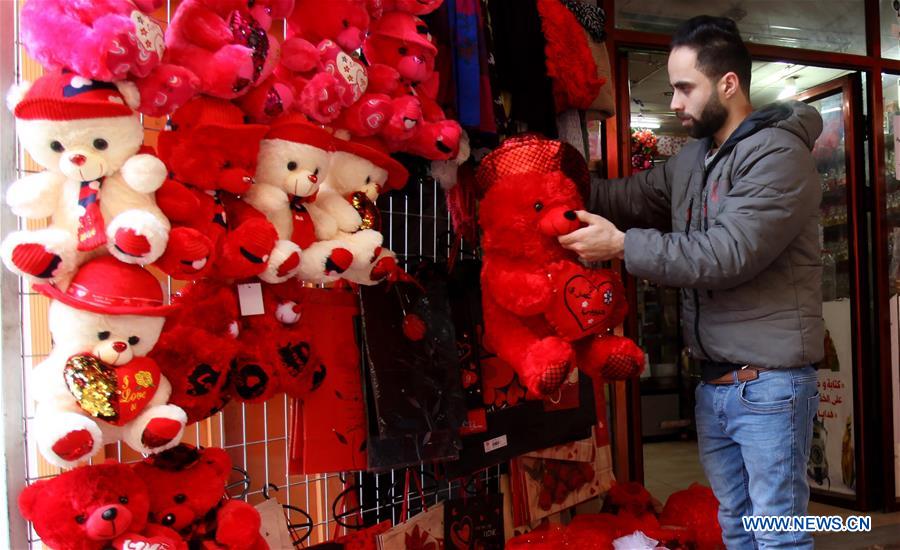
[305,134,409,284]
[244,115,356,284]
[1,71,170,285]
[32,257,187,469]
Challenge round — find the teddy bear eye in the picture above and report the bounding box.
[313,167,319,176]
[174,494,187,504]
[398,47,409,55]
[98,331,111,340]
[223,161,232,169]
[287,161,298,171]
[50,141,65,153]
[534,201,544,212]
[128,336,140,345]
[75,514,87,524]
[93,139,108,150]
[342,19,350,28]
[119,496,129,504]
[365,176,371,184]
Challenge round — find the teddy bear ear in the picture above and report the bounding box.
[114,81,142,111]
[17,479,47,521]
[6,81,32,113]
[204,447,233,475]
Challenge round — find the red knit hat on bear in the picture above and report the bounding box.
[14,70,134,120]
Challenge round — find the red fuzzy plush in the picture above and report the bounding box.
[164,0,293,100]
[153,97,302,283]
[536,0,605,112]
[18,463,185,550]
[476,136,644,397]
[19,0,198,117]
[232,280,326,403]
[133,445,268,550]
[660,483,724,550]
[150,280,242,423]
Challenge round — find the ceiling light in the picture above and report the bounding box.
[777,76,799,100]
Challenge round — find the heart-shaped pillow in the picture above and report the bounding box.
[544,261,628,341]
[64,355,161,426]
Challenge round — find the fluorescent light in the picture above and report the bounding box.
[770,24,801,31]
[631,119,660,129]
[777,76,799,100]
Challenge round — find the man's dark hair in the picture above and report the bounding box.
[671,16,752,97]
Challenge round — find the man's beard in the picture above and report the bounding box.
[682,93,728,139]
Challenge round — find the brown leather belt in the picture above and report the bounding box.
[706,366,773,385]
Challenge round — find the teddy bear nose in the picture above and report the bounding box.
[70,154,87,166]
[101,507,118,521]
[308,174,318,184]
[112,342,128,353]
[243,175,254,185]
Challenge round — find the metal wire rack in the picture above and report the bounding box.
[2,2,498,548]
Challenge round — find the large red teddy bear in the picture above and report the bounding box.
[132,444,268,550]
[154,96,301,283]
[19,462,185,550]
[476,136,644,397]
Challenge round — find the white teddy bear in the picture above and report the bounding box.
[1,71,170,285]
[305,134,409,285]
[32,256,187,468]
[245,115,356,284]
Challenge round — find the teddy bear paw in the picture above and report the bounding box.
[523,337,574,396]
[138,65,199,117]
[113,227,153,258]
[9,243,62,279]
[325,247,353,274]
[51,429,96,462]
[104,31,141,80]
[141,418,183,450]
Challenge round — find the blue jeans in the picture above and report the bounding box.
[695,366,820,549]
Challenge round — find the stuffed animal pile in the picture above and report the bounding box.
[5,2,651,549]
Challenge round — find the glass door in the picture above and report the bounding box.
[796,75,870,507]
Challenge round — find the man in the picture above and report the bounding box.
[559,16,823,549]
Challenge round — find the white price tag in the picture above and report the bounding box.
[483,435,508,453]
[237,283,265,316]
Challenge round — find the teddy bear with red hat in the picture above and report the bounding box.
[306,133,411,285]
[18,461,186,550]
[362,10,462,160]
[1,70,171,286]
[19,0,199,117]
[153,96,302,283]
[132,444,268,550]
[476,135,645,397]
[30,256,188,468]
[245,113,357,284]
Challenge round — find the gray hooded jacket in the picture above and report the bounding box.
[589,101,824,370]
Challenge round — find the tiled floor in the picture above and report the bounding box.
[643,440,900,548]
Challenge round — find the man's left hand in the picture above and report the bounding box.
[558,210,626,262]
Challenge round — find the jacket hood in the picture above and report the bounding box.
[722,101,824,153]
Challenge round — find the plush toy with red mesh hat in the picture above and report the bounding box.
[19,0,198,117]
[153,96,302,283]
[30,256,188,468]
[1,71,172,286]
[476,135,644,397]
[244,114,357,284]
[305,132,412,285]
[362,11,462,160]
[18,462,186,550]
[132,444,268,550]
